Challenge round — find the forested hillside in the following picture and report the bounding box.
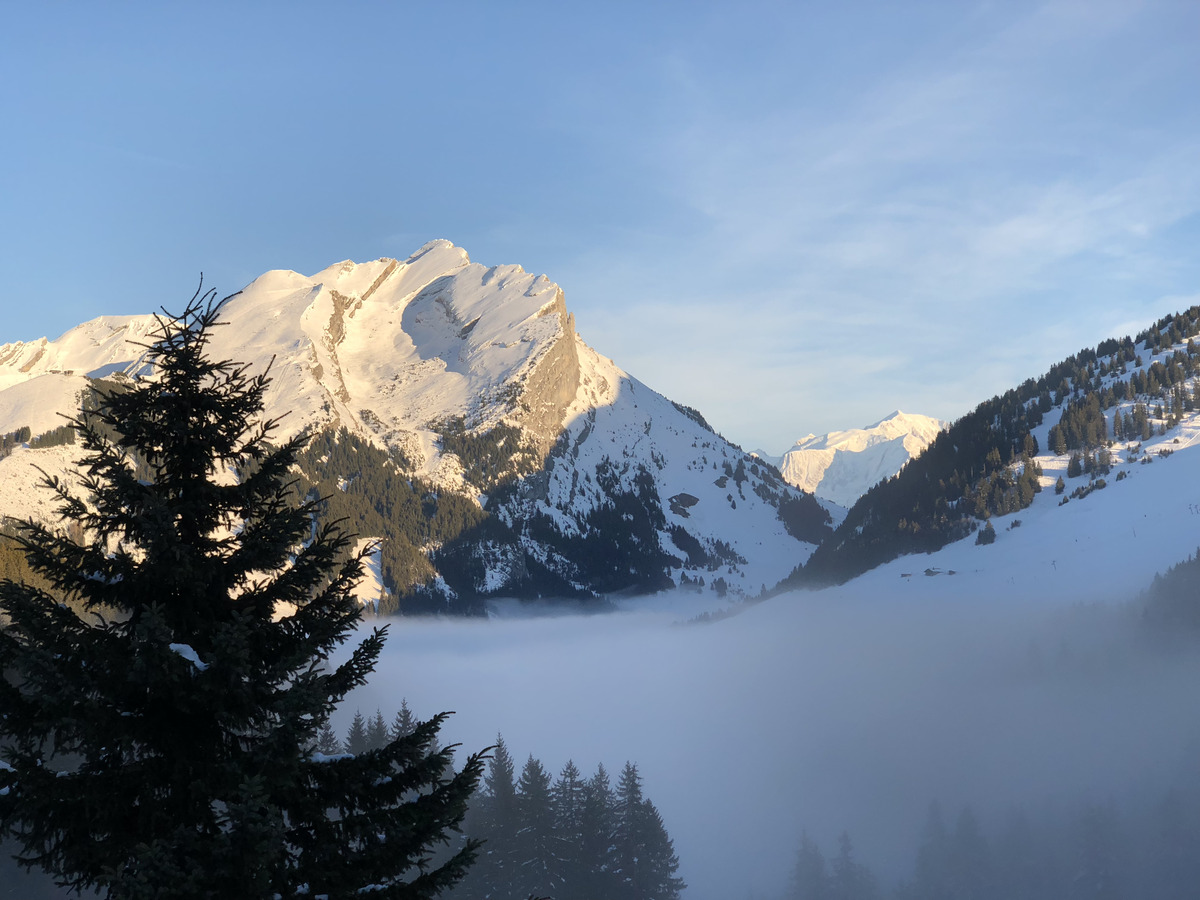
[290,421,832,614]
[798,305,1200,585]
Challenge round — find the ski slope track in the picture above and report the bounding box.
[0,241,823,603]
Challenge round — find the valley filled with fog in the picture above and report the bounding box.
[337,583,1200,899]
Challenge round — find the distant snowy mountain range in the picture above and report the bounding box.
[755,411,946,509]
[0,241,830,611]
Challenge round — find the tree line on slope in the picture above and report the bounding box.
[291,425,487,615]
[1,422,82,460]
[798,306,1200,586]
[308,699,435,758]
[1140,549,1200,632]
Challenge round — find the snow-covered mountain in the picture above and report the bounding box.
[0,241,830,610]
[757,411,946,509]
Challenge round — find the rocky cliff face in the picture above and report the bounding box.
[511,288,580,457]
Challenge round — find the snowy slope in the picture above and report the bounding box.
[824,334,1200,599]
[762,411,946,508]
[511,341,817,594]
[842,431,1200,605]
[0,314,159,392]
[0,241,824,602]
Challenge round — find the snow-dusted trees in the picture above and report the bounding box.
[0,291,484,899]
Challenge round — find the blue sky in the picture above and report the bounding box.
[2,1,1197,452]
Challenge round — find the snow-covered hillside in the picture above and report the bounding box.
[0,242,828,605]
[803,314,1200,595]
[758,411,945,508]
[843,420,1200,605]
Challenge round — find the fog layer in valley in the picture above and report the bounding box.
[339,586,1200,899]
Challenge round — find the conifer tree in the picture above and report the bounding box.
[514,755,557,898]
[976,521,996,546]
[0,291,484,899]
[631,798,685,900]
[314,722,344,756]
[612,762,684,900]
[829,832,876,900]
[552,760,589,899]
[458,734,519,899]
[790,831,829,900]
[366,707,390,751]
[578,763,618,899]
[1068,452,1084,478]
[392,699,419,741]
[613,762,647,898]
[346,708,371,756]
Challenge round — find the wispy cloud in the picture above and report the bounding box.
[564,0,1200,445]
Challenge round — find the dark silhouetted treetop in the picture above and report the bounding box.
[0,287,484,899]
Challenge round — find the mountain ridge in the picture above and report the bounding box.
[0,241,829,612]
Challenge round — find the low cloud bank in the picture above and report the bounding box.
[339,587,1200,898]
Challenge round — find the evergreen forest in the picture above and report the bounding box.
[308,705,687,900]
[451,736,685,900]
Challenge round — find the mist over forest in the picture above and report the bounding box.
[328,581,1200,899]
